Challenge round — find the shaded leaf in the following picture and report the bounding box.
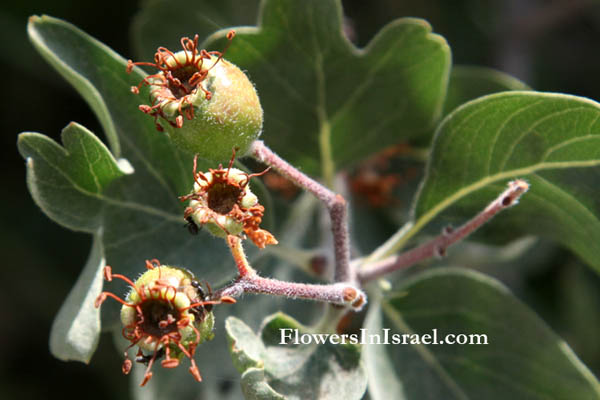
[414,92,600,270]
[131,0,260,61]
[203,0,450,175]
[443,65,530,115]
[349,66,528,255]
[49,234,105,363]
[18,123,123,232]
[226,314,367,400]
[560,261,600,374]
[364,268,600,399]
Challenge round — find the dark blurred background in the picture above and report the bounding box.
[3,0,600,399]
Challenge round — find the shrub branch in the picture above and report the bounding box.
[358,179,530,283]
[250,140,353,284]
[214,235,366,310]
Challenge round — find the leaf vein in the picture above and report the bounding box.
[499,106,591,171]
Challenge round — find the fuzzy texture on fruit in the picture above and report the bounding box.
[127,34,263,161]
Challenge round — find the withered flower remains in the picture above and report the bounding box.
[94,259,235,386]
[180,154,277,249]
[127,32,264,161]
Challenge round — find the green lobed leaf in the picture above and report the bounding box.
[413,91,600,271]
[49,234,105,363]
[226,314,367,400]
[17,123,123,232]
[364,268,600,399]
[201,0,450,177]
[28,14,194,195]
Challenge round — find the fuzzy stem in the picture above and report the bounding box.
[227,235,256,277]
[219,235,365,310]
[250,141,353,283]
[358,179,529,283]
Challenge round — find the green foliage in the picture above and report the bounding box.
[227,314,366,400]
[203,0,450,179]
[364,269,600,399]
[18,0,600,399]
[18,123,123,232]
[23,15,235,363]
[443,65,530,115]
[415,92,600,270]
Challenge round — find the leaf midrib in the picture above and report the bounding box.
[387,159,600,259]
[28,149,182,224]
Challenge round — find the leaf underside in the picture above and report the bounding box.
[226,314,367,400]
[364,268,600,399]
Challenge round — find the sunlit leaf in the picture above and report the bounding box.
[414,92,600,270]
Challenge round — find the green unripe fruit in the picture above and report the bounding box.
[127,33,263,161]
[94,260,236,386]
[166,56,263,161]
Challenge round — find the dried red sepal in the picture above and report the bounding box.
[126,32,235,132]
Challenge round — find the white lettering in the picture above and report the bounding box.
[299,333,312,345]
[329,334,340,345]
[421,333,431,345]
[278,328,488,346]
[312,334,328,345]
[280,328,293,345]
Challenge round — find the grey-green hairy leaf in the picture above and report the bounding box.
[226,314,367,400]
[203,0,450,176]
[414,92,600,270]
[18,123,123,232]
[241,368,287,400]
[49,235,105,363]
[364,268,600,399]
[28,14,197,196]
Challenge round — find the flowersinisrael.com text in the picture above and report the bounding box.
[279,328,488,346]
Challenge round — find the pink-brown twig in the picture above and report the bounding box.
[250,141,352,283]
[358,179,530,283]
[216,235,365,310]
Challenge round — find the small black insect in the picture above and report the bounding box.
[136,348,165,365]
[190,280,214,318]
[185,216,200,235]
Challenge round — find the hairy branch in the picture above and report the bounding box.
[250,140,353,283]
[216,236,365,310]
[358,179,530,283]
